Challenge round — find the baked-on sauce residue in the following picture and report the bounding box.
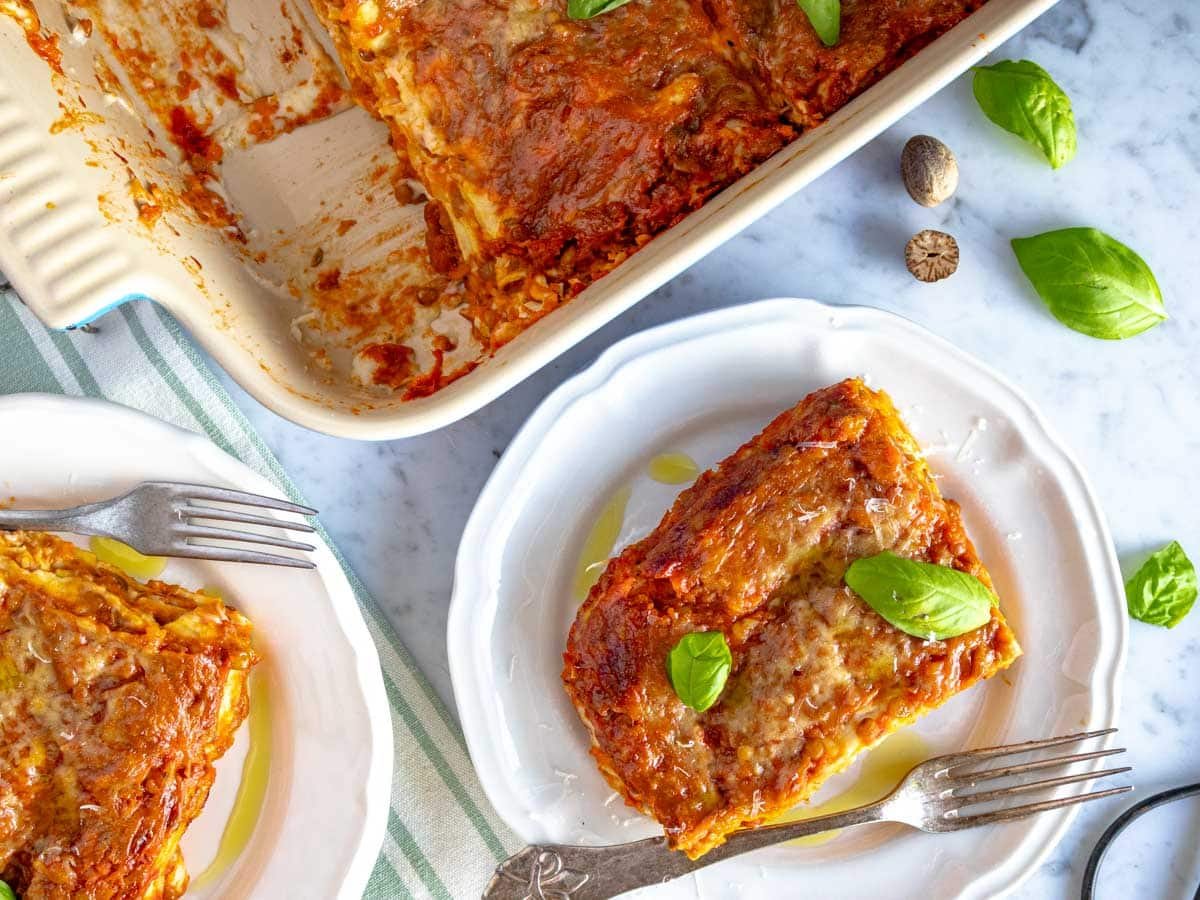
[358,342,415,388]
[1,0,62,73]
[168,106,222,166]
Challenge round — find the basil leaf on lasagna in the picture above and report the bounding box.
[797,0,840,47]
[1011,227,1166,340]
[667,632,732,712]
[1126,541,1197,628]
[972,60,1076,168]
[845,552,993,640]
[1,879,17,900]
[566,0,633,19]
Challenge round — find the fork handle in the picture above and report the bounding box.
[483,802,886,899]
[0,504,108,535]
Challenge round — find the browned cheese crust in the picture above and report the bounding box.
[311,0,983,358]
[710,0,988,128]
[0,531,258,899]
[562,378,1021,857]
[312,0,794,348]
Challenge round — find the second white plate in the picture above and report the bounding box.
[448,298,1126,899]
[0,395,392,899]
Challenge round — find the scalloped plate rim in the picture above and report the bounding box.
[449,297,1126,900]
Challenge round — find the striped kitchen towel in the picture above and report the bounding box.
[0,286,520,899]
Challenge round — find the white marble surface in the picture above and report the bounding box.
[203,0,1200,896]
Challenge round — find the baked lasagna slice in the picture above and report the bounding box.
[0,531,257,899]
[310,0,792,347]
[563,378,1021,857]
[709,0,987,127]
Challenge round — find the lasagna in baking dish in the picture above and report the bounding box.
[562,379,1021,857]
[0,531,257,898]
[313,0,984,353]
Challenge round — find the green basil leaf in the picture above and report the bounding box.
[1011,227,1166,340]
[667,631,732,712]
[844,552,994,640]
[973,60,1076,168]
[0,880,16,900]
[1125,541,1197,629]
[567,0,633,19]
[796,0,840,46]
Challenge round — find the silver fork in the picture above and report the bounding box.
[484,729,1131,900]
[0,481,318,569]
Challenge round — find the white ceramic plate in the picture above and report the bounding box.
[0,395,392,899]
[448,298,1126,899]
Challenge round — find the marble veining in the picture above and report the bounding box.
[80,0,1196,895]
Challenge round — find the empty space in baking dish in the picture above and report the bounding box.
[1,0,480,398]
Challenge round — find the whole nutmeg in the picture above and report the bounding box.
[901,135,958,207]
[905,230,959,282]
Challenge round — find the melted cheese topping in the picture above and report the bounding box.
[563,379,1021,857]
[0,532,256,898]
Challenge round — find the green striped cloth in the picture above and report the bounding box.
[0,287,519,899]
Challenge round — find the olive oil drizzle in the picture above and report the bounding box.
[780,731,931,846]
[573,486,632,601]
[646,452,699,485]
[89,536,166,580]
[191,670,272,889]
[573,452,699,601]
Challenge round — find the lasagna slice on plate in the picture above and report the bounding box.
[0,531,257,898]
[563,378,1021,857]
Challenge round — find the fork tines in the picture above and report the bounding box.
[161,482,318,569]
[178,484,317,517]
[938,729,1132,828]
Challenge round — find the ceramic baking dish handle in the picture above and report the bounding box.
[0,65,140,329]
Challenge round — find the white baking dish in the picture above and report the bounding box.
[0,0,1058,439]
